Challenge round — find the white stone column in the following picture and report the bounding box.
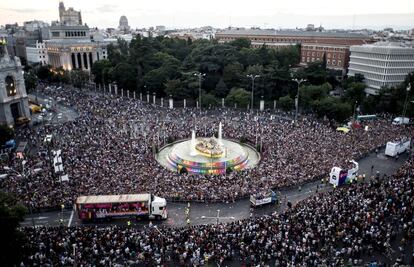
[260,97,265,111]
[133,91,136,99]
[273,100,277,110]
[74,53,78,69]
[222,98,225,108]
[127,90,130,98]
[114,84,118,95]
[146,92,150,102]
[121,89,124,97]
[161,98,164,107]
[140,93,143,101]
[183,99,186,108]
[169,96,173,109]
[109,84,112,95]
[152,93,156,104]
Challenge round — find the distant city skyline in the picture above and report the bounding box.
[1,0,413,30]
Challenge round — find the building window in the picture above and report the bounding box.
[5,76,17,97]
[52,32,60,37]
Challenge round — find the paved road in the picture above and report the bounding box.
[21,147,409,228]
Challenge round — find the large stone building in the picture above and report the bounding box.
[46,25,108,71]
[26,41,48,65]
[0,39,30,125]
[216,29,372,73]
[59,1,82,26]
[118,16,130,33]
[348,42,414,95]
[45,3,111,71]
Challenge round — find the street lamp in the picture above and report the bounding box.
[291,78,307,124]
[402,83,411,119]
[194,72,206,110]
[246,74,260,110]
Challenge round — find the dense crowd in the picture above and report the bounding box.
[22,156,414,266]
[0,86,413,210]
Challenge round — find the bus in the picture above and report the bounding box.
[356,115,377,121]
[75,193,167,221]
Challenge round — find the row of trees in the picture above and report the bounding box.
[91,36,301,102]
[22,36,413,123]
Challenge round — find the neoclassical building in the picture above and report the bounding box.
[46,25,108,71]
[0,39,30,125]
[45,2,111,72]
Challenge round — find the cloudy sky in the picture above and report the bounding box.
[0,0,413,30]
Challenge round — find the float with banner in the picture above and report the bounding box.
[329,160,359,186]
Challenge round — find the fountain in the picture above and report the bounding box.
[155,122,260,174]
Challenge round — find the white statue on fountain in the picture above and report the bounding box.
[190,123,225,158]
[190,129,197,156]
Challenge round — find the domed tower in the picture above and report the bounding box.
[0,39,30,125]
[118,16,130,33]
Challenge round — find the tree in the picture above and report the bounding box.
[0,192,27,266]
[312,96,352,123]
[223,62,244,90]
[0,124,14,145]
[214,78,228,98]
[225,88,250,108]
[230,38,251,49]
[164,79,194,99]
[299,83,331,109]
[91,59,112,85]
[200,93,219,108]
[24,69,38,93]
[343,82,366,106]
[278,95,294,111]
[36,65,52,81]
[70,70,89,89]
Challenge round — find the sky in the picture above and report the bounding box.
[0,0,413,30]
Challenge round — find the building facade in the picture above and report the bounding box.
[300,43,350,71]
[118,16,130,33]
[59,1,82,26]
[26,41,48,65]
[46,25,108,71]
[216,29,371,72]
[348,42,414,95]
[45,4,111,72]
[0,39,30,125]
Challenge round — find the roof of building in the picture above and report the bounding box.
[217,29,370,39]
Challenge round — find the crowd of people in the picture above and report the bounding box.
[22,156,414,266]
[0,86,412,210]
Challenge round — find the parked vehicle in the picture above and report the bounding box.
[392,117,410,125]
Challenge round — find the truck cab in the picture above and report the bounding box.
[392,117,410,125]
[151,195,168,220]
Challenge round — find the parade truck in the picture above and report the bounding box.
[329,160,359,187]
[76,193,167,221]
[385,138,411,157]
[250,190,277,207]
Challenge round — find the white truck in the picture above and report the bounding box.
[392,117,410,125]
[385,139,411,157]
[76,193,168,221]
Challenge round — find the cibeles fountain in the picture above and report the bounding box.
[156,122,260,175]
